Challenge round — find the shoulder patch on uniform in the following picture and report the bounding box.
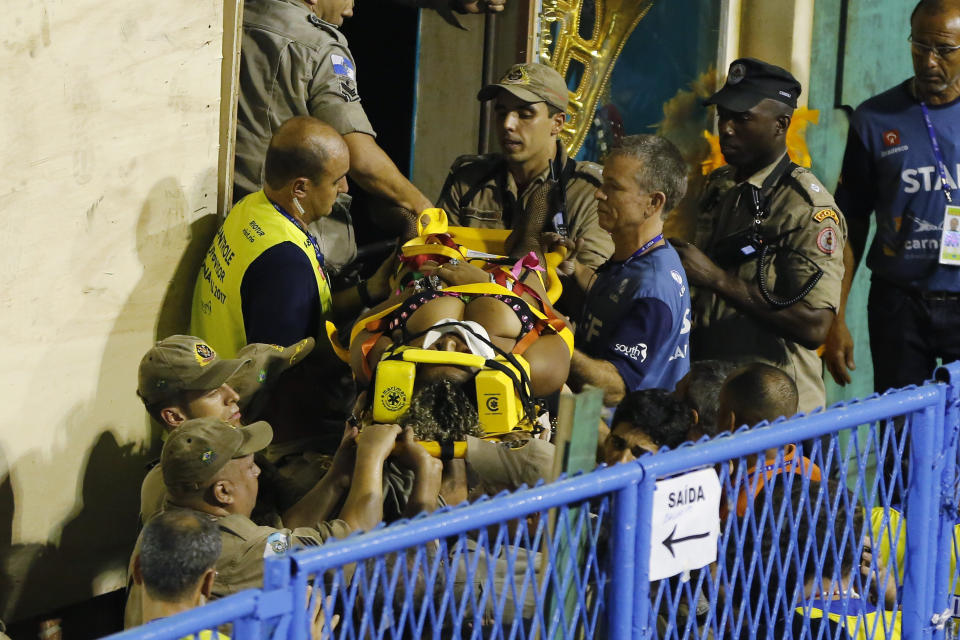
[816,227,837,254]
[813,208,840,225]
[263,531,290,558]
[330,54,356,81]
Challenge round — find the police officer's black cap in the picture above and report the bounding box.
[704,58,801,111]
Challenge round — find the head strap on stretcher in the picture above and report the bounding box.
[370,338,538,437]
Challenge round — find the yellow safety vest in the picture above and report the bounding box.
[190,191,332,358]
[799,602,901,640]
[871,506,960,596]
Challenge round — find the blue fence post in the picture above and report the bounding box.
[255,553,293,640]
[902,392,946,640]
[632,469,657,639]
[231,608,259,640]
[934,364,960,639]
[609,474,640,638]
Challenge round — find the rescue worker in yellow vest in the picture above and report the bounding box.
[191,116,393,430]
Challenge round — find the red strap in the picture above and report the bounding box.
[485,264,549,310]
[398,234,462,270]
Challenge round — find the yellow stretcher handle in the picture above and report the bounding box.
[416,440,468,459]
[325,321,351,363]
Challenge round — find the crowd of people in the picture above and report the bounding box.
[119,0,960,636]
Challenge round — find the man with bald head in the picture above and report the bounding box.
[717,362,799,431]
[715,363,821,517]
[192,116,391,359]
[824,0,960,393]
[673,58,847,414]
[236,0,433,266]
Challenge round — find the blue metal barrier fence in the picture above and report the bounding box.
[107,363,960,640]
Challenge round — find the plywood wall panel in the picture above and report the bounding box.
[0,0,224,621]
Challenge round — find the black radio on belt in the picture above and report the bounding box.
[708,155,825,309]
[711,227,766,269]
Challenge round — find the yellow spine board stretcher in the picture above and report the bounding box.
[325,209,571,458]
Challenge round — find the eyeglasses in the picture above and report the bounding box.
[908,35,960,59]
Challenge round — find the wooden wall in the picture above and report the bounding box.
[0,0,227,621]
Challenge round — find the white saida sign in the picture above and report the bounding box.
[649,467,722,581]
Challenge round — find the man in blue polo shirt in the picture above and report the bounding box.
[568,135,691,406]
[824,0,960,391]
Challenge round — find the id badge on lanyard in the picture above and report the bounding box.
[939,204,960,265]
[920,102,960,265]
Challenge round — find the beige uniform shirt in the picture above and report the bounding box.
[234,0,375,198]
[436,150,614,272]
[691,156,847,413]
[140,456,418,527]
[124,506,350,628]
[465,436,556,495]
[139,464,165,524]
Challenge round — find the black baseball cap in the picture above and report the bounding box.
[704,58,801,111]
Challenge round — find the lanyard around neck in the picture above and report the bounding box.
[919,102,954,204]
[270,201,326,267]
[627,233,664,261]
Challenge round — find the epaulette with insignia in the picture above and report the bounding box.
[573,160,602,185]
[699,165,736,211]
[450,153,501,173]
[705,165,736,182]
[786,166,835,207]
[218,513,264,540]
[305,13,341,39]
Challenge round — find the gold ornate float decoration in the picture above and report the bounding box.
[539,0,655,156]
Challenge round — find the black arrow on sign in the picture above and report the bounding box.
[662,525,709,558]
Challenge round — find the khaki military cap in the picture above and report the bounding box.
[227,338,315,419]
[138,335,250,406]
[478,63,569,112]
[161,418,273,492]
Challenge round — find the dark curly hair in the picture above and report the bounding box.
[611,388,693,450]
[400,379,483,441]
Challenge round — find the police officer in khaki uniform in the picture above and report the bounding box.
[436,63,614,309]
[125,417,418,628]
[136,335,250,523]
[136,335,321,524]
[673,59,847,414]
[236,0,432,269]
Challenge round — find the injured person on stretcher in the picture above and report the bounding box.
[344,209,575,446]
